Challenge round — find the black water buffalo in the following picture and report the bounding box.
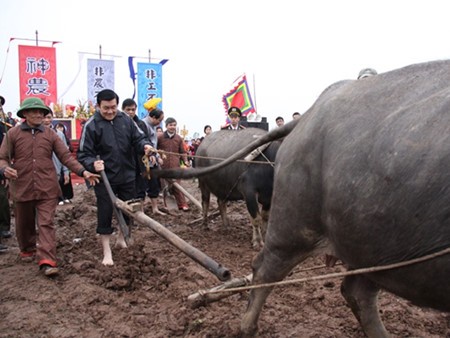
[157,60,450,336]
[195,128,281,249]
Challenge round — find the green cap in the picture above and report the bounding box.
[17,97,51,118]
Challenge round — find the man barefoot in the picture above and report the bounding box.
[100,233,127,266]
[78,90,153,266]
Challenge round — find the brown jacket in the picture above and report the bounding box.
[0,123,85,202]
[157,132,188,169]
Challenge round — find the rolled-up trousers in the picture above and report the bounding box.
[94,181,135,235]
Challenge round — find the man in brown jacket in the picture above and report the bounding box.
[157,117,190,211]
[0,98,99,277]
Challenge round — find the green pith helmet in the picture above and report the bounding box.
[17,97,51,118]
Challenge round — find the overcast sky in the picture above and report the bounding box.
[1,0,449,137]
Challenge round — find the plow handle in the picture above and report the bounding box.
[115,199,231,282]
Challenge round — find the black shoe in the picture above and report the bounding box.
[0,230,11,238]
[0,243,7,253]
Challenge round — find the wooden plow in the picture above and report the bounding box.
[187,273,253,308]
[161,179,203,212]
[115,198,231,282]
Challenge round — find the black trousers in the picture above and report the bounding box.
[0,184,10,232]
[136,167,161,199]
[94,181,135,235]
[59,172,74,200]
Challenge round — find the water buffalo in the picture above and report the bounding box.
[156,60,450,337]
[195,128,281,248]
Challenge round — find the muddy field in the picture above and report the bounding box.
[0,180,448,337]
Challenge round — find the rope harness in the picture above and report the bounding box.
[144,148,274,200]
[145,147,450,295]
[203,247,450,295]
[141,148,168,180]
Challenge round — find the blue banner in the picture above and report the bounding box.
[137,62,162,119]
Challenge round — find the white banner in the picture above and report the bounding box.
[87,59,114,103]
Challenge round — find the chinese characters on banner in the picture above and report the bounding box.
[137,62,162,119]
[18,45,57,105]
[87,59,114,103]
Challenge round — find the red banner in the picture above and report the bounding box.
[18,45,57,105]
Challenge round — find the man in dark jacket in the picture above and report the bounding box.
[122,98,148,201]
[0,169,8,253]
[77,89,153,266]
[0,95,11,244]
[221,107,246,130]
[122,99,165,215]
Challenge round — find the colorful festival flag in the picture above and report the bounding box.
[18,45,57,105]
[222,75,255,118]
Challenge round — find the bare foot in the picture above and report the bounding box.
[153,209,167,216]
[115,232,128,249]
[100,235,114,266]
[102,256,114,266]
[151,198,166,216]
